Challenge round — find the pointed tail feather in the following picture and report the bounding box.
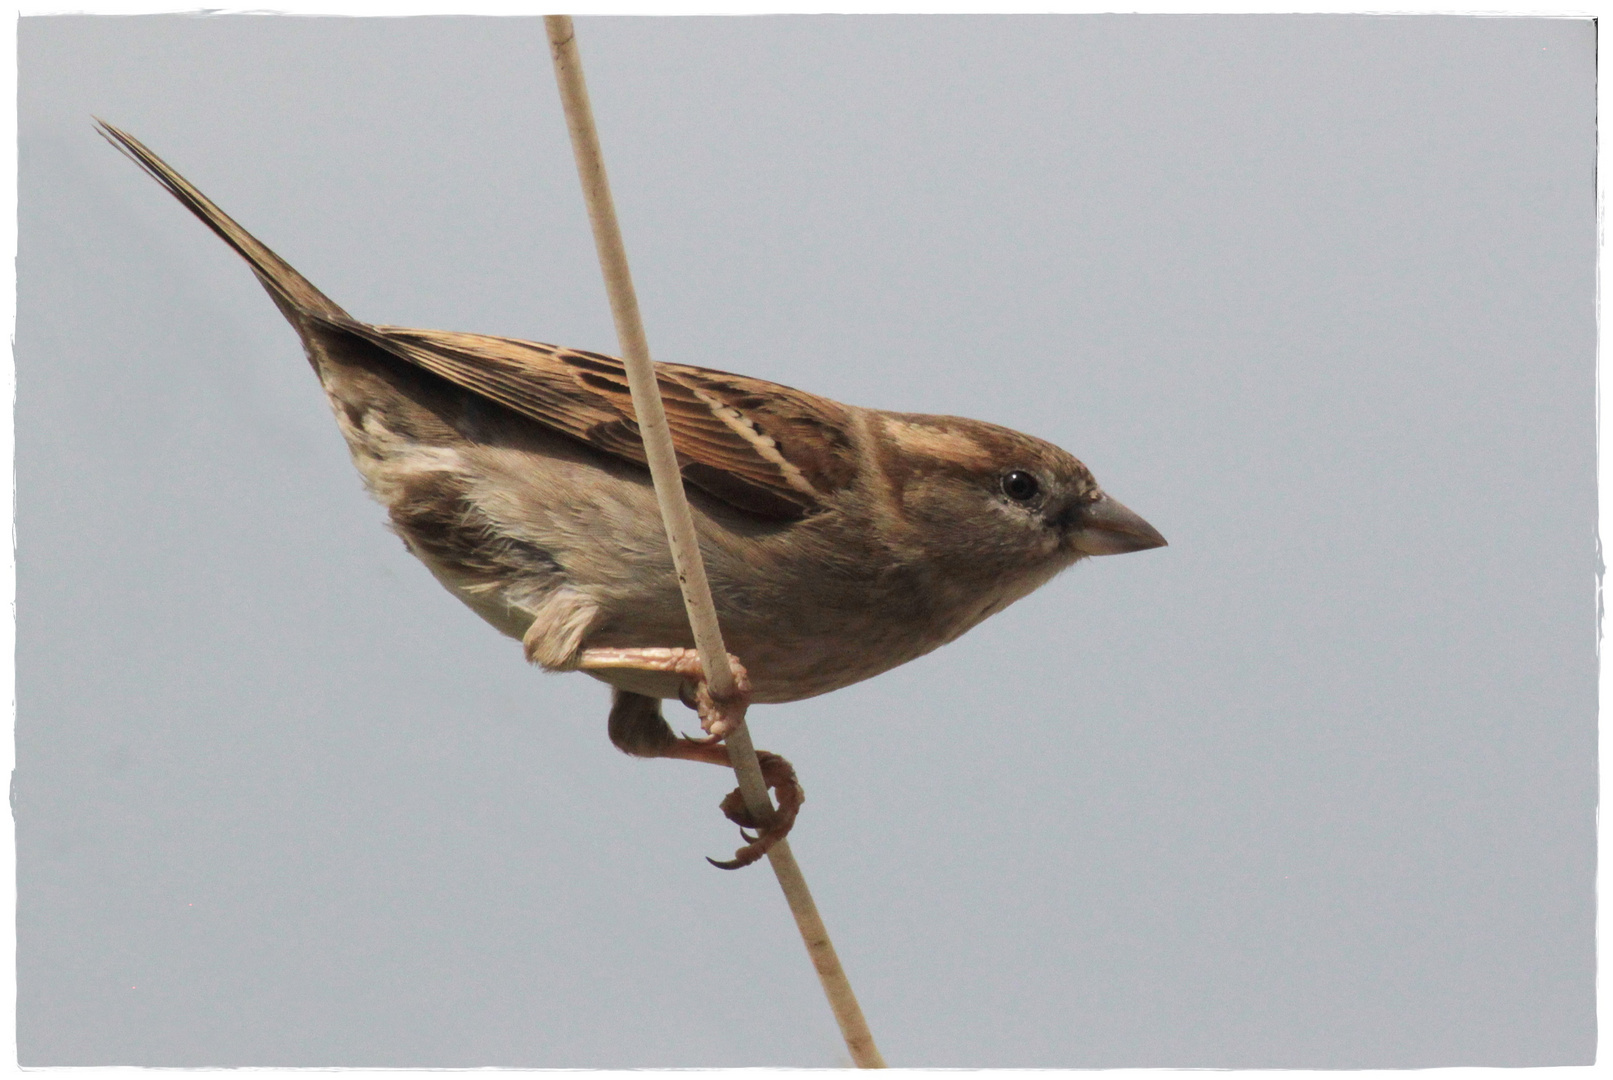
[96,120,351,324]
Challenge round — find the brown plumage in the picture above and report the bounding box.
[100,121,1166,865]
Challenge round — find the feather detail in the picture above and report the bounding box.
[336,323,857,521]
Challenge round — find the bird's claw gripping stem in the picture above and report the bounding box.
[673,653,751,741]
[579,646,796,869]
[707,751,804,870]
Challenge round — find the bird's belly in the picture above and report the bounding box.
[428,544,1003,705]
[720,612,956,703]
[432,559,947,704]
[372,445,1030,706]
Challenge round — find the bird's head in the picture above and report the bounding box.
[876,412,1167,581]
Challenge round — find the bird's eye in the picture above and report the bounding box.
[1001,470,1041,502]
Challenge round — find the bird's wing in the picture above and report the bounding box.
[96,121,857,521]
[342,323,859,520]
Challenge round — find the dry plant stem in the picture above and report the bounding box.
[544,16,767,816]
[544,15,885,1068]
[727,729,883,1066]
[764,838,886,1068]
[542,22,735,698]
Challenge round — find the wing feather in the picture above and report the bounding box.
[333,321,858,520]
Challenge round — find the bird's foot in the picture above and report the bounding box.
[580,646,750,739]
[674,658,752,742]
[709,751,803,870]
[655,738,804,870]
[582,650,794,869]
[583,648,751,741]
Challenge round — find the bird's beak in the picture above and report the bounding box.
[1068,495,1168,556]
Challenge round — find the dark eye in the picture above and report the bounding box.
[1001,470,1041,502]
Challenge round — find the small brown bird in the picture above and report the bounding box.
[100,122,1166,866]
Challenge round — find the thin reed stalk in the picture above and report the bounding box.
[544,15,885,1068]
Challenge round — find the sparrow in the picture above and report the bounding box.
[99,121,1167,867]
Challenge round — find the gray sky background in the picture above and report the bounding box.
[16,14,1596,1067]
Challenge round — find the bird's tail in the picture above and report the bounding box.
[96,120,351,325]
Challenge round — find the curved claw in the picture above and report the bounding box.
[705,750,805,870]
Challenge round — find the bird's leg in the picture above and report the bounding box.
[578,646,750,739]
[599,677,803,871]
